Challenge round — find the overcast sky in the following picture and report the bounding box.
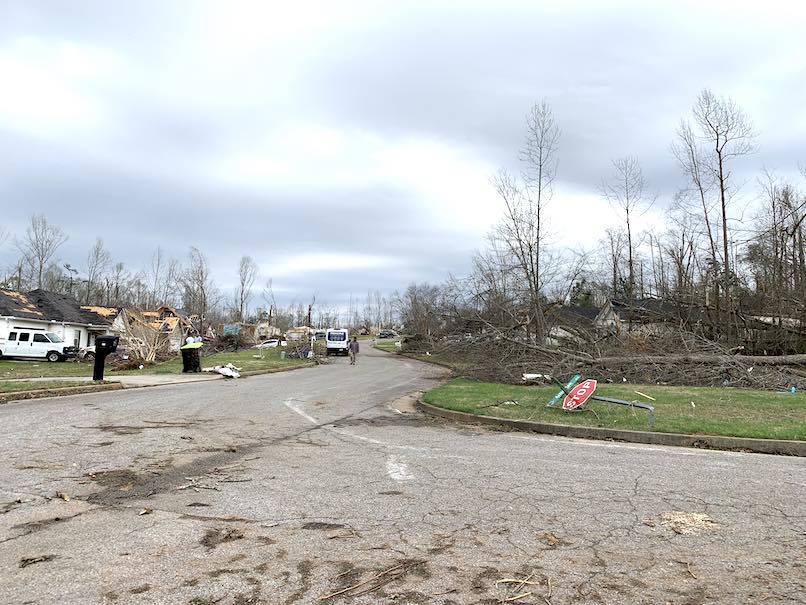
[1,0,804,308]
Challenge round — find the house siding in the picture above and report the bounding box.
[0,316,112,349]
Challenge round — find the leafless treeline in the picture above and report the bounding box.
[398,89,806,353]
[1,220,396,332]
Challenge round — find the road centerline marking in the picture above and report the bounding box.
[283,399,318,424]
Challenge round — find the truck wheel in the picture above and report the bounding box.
[47,351,61,362]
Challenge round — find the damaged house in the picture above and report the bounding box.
[1,289,115,348]
[81,304,194,360]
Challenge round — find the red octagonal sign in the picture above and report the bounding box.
[562,379,597,410]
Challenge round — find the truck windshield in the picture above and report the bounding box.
[46,332,64,343]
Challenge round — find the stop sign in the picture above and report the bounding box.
[562,379,597,410]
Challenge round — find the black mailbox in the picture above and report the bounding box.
[93,335,119,381]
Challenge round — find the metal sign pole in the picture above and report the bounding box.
[547,374,656,428]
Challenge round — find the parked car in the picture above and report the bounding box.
[255,339,279,349]
[0,328,77,362]
[377,330,397,339]
[79,345,96,360]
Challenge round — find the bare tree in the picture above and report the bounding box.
[84,238,112,304]
[262,278,277,326]
[489,100,561,343]
[520,98,561,281]
[600,156,652,302]
[180,247,218,337]
[16,214,68,289]
[236,255,258,321]
[689,89,757,337]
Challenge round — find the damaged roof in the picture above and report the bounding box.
[0,289,112,326]
[81,305,121,320]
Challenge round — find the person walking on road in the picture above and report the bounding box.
[348,336,360,365]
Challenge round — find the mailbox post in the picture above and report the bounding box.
[93,335,119,381]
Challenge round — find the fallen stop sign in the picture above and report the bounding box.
[562,379,598,410]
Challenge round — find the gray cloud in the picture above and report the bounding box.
[1,1,804,310]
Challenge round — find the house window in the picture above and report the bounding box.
[18,333,30,342]
[8,332,16,341]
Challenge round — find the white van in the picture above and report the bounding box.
[0,328,78,362]
[325,328,349,356]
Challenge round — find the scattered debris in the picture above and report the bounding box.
[538,532,565,547]
[302,522,344,531]
[522,373,551,381]
[319,559,424,601]
[177,477,220,492]
[138,508,153,516]
[676,559,698,579]
[19,555,56,568]
[503,592,532,602]
[496,578,541,587]
[327,529,360,540]
[56,491,70,502]
[203,363,242,378]
[634,390,656,401]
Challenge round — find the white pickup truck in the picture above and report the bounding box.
[0,328,78,362]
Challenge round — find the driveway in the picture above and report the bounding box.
[1,346,803,604]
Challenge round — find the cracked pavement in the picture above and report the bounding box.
[1,347,804,604]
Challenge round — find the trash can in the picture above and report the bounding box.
[180,341,203,373]
[93,335,119,381]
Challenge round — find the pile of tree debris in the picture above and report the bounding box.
[404,331,806,390]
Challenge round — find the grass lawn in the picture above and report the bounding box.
[424,378,806,440]
[116,347,310,375]
[0,347,309,379]
[374,339,400,353]
[0,359,93,379]
[0,380,95,393]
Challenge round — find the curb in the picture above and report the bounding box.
[0,382,124,404]
[0,362,317,404]
[415,400,806,457]
[110,360,317,387]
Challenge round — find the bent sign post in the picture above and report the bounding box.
[562,379,598,410]
[549,374,656,427]
[546,373,581,408]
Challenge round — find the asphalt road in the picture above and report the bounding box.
[1,346,804,604]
